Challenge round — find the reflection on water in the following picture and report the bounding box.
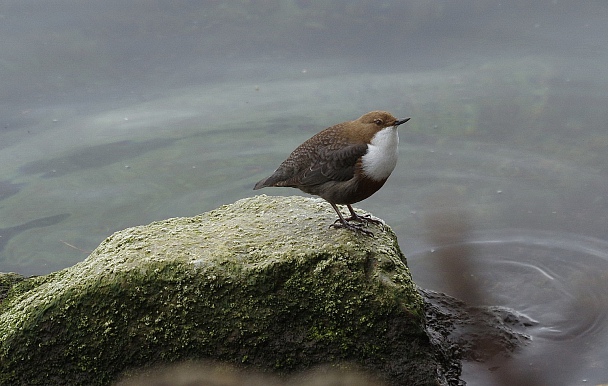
[0,1,607,384]
[0,214,70,258]
[410,229,608,335]
[20,138,177,178]
[408,230,608,385]
[0,180,23,202]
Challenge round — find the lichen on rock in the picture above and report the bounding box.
[0,195,449,385]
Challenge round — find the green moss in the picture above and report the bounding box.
[0,273,25,305]
[0,196,437,385]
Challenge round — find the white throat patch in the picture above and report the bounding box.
[361,126,399,181]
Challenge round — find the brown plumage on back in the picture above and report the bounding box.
[254,111,410,236]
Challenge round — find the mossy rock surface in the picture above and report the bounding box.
[0,195,446,385]
[0,273,25,304]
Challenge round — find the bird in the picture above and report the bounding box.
[253,111,410,236]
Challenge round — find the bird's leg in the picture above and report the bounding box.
[345,204,384,227]
[328,203,374,237]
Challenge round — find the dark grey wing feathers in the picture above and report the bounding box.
[298,143,367,186]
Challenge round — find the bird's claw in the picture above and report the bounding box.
[346,213,385,228]
[330,219,375,237]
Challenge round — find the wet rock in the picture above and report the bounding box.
[422,288,534,363]
[0,195,456,386]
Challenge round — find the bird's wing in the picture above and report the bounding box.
[297,142,368,186]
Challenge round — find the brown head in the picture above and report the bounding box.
[339,111,410,144]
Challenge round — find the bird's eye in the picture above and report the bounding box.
[373,119,383,125]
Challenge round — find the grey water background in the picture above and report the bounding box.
[1,1,607,384]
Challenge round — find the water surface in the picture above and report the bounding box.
[1,2,607,384]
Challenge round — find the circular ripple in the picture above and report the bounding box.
[408,229,608,342]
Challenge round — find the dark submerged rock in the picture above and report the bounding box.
[421,289,534,362]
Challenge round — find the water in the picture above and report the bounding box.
[1,2,607,384]
[408,230,608,385]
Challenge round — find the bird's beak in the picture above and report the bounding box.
[394,117,411,126]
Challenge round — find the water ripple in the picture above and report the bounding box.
[408,229,608,343]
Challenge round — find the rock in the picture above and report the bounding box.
[0,272,25,304]
[421,288,534,363]
[0,195,455,386]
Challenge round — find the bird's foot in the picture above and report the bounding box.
[347,213,384,226]
[330,219,375,237]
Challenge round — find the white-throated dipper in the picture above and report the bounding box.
[253,111,410,236]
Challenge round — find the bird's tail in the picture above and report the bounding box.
[253,177,269,190]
